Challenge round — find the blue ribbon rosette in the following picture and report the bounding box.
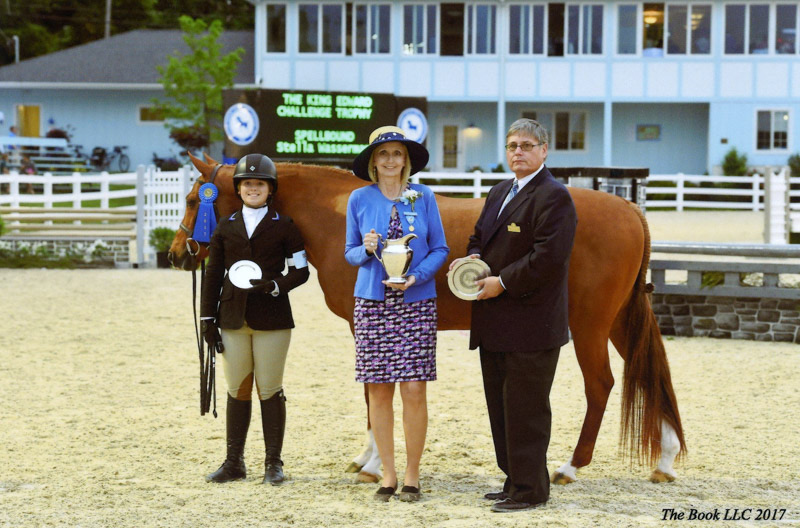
[193,182,218,243]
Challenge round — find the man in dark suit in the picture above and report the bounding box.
[451,118,577,512]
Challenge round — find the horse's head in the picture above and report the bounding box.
[168,152,238,270]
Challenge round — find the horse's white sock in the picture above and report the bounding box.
[555,457,578,480]
[353,429,375,466]
[656,420,680,477]
[360,439,382,478]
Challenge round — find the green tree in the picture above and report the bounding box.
[721,147,748,176]
[0,1,251,67]
[152,16,244,152]
[152,0,253,30]
[1,0,157,65]
[788,153,800,178]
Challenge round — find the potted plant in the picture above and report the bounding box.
[148,227,176,268]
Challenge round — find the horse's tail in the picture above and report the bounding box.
[620,203,686,466]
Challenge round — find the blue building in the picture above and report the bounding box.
[0,30,254,168]
[242,0,799,174]
[1,3,797,175]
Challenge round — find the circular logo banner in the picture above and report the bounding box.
[397,107,428,143]
[224,103,260,146]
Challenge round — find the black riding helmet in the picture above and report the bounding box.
[232,153,278,196]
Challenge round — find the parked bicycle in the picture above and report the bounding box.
[74,145,130,172]
[152,151,183,171]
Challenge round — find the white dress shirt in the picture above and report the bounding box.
[241,204,269,239]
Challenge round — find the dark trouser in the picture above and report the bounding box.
[479,347,560,504]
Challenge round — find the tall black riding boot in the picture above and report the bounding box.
[260,390,287,485]
[205,394,251,483]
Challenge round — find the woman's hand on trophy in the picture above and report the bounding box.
[364,229,380,255]
[382,275,416,291]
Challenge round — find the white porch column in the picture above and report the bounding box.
[603,101,612,166]
[763,166,790,244]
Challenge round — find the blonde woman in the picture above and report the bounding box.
[344,127,449,501]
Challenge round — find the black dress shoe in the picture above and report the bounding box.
[398,485,422,502]
[373,482,397,502]
[262,461,285,485]
[483,491,508,501]
[491,498,543,513]
[205,458,246,483]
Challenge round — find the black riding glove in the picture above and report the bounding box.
[249,278,276,294]
[201,319,224,353]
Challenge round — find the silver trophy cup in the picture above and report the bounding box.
[374,233,417,283]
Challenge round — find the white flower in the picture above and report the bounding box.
[400,188,423,211]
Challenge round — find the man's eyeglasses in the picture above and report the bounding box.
[505,142,544,152]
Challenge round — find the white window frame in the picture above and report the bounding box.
[265,3,287,54]
[521,110,589,152]
[755,108,791,152]
[664,3,713,56]
[774,3,798,54]
[403,3,439,55]
[615,3,642,56]
[565,3,604,56]
[724,2,774,55]
[298,3,346,55]
[137,105,164,125]
[723,2,747,55]
[354,3,392,54]
[508,3,548,55]
[465,3,498,55]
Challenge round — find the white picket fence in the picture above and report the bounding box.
[415,168,799,210]
[646,169,800,211]
[0,165,197,265]
[2,166,798,265]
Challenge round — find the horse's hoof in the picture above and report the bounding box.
[345,462,363,474]
[356,471,380,483]
[550,472,575,485]
[649,469,676,483]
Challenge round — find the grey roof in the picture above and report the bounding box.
[0,29,254,84]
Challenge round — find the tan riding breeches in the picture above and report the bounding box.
[220,325,291,401]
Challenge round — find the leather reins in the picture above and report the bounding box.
[184,164,223,417]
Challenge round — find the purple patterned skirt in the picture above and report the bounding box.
[354,204,437,383]
[354,290,438,383]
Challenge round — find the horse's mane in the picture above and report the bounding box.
[276,162,358,180]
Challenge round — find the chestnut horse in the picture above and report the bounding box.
[170,153,685,484]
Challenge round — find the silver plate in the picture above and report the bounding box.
[448,258,491,300]
[228,260,262,290]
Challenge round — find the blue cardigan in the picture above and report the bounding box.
[345,183,449,303]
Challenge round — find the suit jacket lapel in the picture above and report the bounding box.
[484,168,550,245]
[250,208,278,240]
[484,179,527,243]
[484,179,511,223]
[229,210,249,242]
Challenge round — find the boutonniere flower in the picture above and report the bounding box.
[400,188,423,212]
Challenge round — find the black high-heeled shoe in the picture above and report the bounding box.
[398,485,422,502]
[373,482,397,502]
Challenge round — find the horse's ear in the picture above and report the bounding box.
[203,152,220,165]
[187,151,211,173]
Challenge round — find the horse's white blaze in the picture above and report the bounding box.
[555,458,578,480]
[352,429,375,467]
[656,419,680,477]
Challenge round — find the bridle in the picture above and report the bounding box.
[182,163,223,418]
[180,163,223,258]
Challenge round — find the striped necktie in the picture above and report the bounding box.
[498,179,519,217]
